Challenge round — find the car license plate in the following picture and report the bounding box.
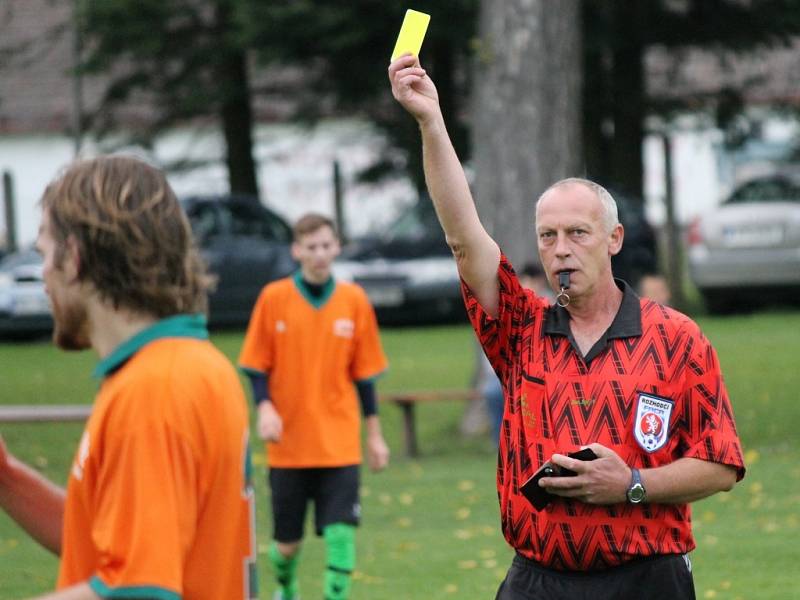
[722,224,784,248]
[364,286,404,307]
[12,290,50,316]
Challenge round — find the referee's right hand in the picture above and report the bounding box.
[257,401,283,442]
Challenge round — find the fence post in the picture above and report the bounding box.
[332,159,347,244]
[2,170,17,252]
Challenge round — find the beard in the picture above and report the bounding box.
[51,294,91,351]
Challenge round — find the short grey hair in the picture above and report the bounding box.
[537,177,619,233]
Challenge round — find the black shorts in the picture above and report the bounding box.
[268,465,360,542]
[495,552,696,600]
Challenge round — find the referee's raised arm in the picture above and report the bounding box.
[389,54,501,317]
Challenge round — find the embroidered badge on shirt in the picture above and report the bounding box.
[276,320,287,333]
[333,318,355,338]
[634,392,673,452]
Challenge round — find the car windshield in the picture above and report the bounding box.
[184,198,292,243]
[726,178,800,204]
[0,249,41,271]
[384,201,441,241]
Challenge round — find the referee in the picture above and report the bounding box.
[389,54,745,600]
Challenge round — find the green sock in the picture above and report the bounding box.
[269,542,299,600]
[323,523,356,600]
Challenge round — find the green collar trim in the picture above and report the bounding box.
[89,575,180,599]
[293,270,336,309]
[93,314,208,379]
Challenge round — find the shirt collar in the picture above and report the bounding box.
[93,313,209,379]
[544,279,642,340]
[293,270,336,309]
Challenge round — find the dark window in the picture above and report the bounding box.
[726,178,800,204]
[226,203,291,242]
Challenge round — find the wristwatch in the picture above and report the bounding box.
[626,467,647,504]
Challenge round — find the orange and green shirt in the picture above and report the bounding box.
[58,315,257,600]
[239,273,387,468]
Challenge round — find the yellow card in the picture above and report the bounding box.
[391,9,431,61]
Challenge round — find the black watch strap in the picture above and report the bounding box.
[626,467,647,504]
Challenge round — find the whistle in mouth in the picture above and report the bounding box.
[556,271,571,307]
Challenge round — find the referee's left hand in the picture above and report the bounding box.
[539,443,631,505]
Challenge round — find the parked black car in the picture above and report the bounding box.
[0,195,296,338]
[610,191,658,287]
[182,195,297,327]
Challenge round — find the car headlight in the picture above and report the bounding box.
[332,262,359,282]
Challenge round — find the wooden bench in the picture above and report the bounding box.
[0,404,92,423]
[380,389,480,458]
[0,390,480,459]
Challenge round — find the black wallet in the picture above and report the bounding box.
[520,448,598,511]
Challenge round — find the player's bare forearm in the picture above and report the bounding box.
[0,445,64,555]
[420,117,500,315]
[364,415,389,472]
[364,414,383,437]
[29,582,101,599]
[257,401,283,442]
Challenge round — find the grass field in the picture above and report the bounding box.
[1,311,798,599]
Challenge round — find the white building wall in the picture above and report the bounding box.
[2,115,798,249]
[643,128,723,227]
[0,119,416,248]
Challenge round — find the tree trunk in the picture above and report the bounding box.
[214,1,259,198]
[581,0,613,184]
[471,0,583,267]
[609,1,645,198]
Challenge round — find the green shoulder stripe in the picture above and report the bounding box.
[90,576,181,600]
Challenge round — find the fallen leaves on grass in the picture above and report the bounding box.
[457,480,475,492]
[455,507,471,520]
[352,570,384,584]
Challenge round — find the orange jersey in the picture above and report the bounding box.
[58,315,257,600]
[239,273,387,467]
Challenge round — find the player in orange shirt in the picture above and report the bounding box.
[239,213,389,600]
[0,156,256,599]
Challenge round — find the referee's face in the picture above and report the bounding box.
[535,184,623,301]
[292,225,341,284]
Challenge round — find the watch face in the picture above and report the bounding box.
[627,484,646,503]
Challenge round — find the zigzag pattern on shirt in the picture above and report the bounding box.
[462,256,743,570]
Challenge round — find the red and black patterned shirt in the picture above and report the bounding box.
[463,255,745,571]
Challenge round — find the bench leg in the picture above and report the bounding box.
[396,400,418,458]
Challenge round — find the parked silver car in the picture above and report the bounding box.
[0,248,52,337]
[688,175,800,313]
